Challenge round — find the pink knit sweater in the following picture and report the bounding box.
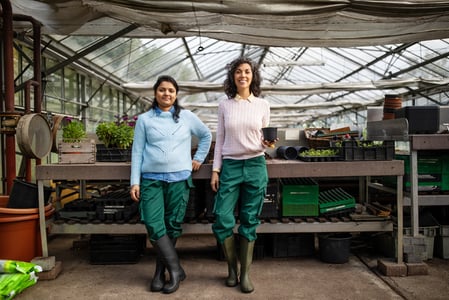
[213,94,270,171]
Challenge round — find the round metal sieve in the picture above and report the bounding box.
[16,113,52,159]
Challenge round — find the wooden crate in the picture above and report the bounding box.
[58,139,96,164]
[304,127,359,149]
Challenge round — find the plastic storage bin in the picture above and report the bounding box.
[404,226,438,260]
[395,153,449,191]
[434,225,449,259]
[395,106,440,134]
[89,234,146,264]
[280,178,319,217]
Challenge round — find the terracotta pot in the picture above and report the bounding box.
[383,94,402,120]
[0,202,53,215]
[0,196,55,261]
[0,195,8,207]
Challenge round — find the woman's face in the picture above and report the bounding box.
[154,81,177,111]
[233,63,253,93]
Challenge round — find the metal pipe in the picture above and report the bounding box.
[0,0,16,194]
[13,14,42,112]
[4,13,44,185]
[24,80,39,181]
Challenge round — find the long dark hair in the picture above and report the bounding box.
[224,57,262,98]
[151,75,183,122]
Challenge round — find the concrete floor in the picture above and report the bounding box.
[14,234,449,300]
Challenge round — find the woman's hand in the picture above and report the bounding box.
[210,171,219,192]
[130,184,140,202]
[262,138,279,148]
[192,160,202,172]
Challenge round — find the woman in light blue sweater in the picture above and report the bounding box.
[130,75,211,294]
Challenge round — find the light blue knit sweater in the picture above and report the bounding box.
[130,109,212,186]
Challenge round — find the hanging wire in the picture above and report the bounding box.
[192,2,204,52]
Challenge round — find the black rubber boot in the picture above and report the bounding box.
[150,237,178,292]
[150,256,165,292]
[221,235,239,287]
[239,237,255,293]
[151,235,186,294]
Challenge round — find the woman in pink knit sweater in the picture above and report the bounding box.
[210,57,275,293]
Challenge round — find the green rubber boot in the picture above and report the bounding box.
[239,237,255,293]
[221,235,239,287]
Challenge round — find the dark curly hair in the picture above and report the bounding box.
[224,57,262,98]
[151,75,184,122]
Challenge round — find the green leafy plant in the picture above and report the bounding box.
[62,119,87,142]
[95,114,137,149]
[299,148,339,157]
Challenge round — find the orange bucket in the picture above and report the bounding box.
[0,196,54,261]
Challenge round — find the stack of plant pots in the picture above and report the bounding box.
[0,183,55,261]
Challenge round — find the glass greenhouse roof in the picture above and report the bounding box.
[10,1,449,129]
[43,34,449,129]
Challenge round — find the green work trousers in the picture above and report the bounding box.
[139,177,193,241]
[212,156,268,243]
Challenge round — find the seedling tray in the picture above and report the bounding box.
[340,140,394,161]
[299,155,340,162]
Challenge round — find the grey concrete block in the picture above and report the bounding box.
[377,259,407,277]
[31,256,56,271]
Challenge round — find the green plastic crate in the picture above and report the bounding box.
[396,154,445,174]
[390,154,449,191]
[282,201,319,217]
[442,172,449,191]
[319,188,356,214]
[280,178,319,217]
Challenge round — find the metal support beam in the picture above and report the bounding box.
[43,23,140,76]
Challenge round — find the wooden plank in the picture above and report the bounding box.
[47,221,394,235]
[36,159,404,180]
[59,153,95,164]
[410,134,449,150]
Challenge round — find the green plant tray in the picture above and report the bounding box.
[340,140,395,161]
[319,188,356,214]
[96,146,131,162]
[298,155,340,162]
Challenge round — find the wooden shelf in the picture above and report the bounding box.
[36,159,404,180]
[49,220,393,235]
[37,159,404,262]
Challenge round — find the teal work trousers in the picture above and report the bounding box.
[139,177,193,241]
[212,156,268,243]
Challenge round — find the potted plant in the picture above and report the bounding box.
[62,119,87,142]
[59,118,95,164]
[95,114,137,161]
